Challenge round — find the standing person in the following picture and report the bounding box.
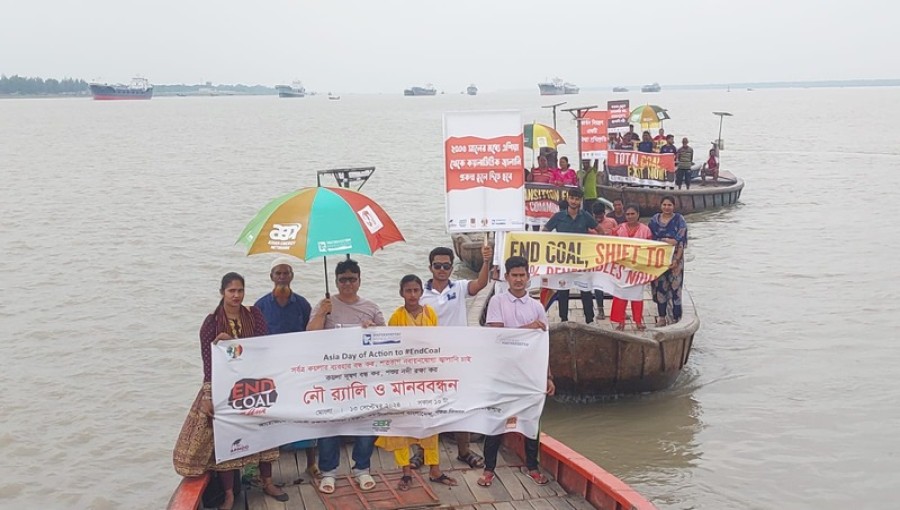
[550,156,578,187]
[653,128,667,151]
[477,256,555,488]
[253,257,318,479]
[308,259,385,494]
[610,199,627,224]
[637,131,655,153]
[659,134,677,155]
[376,275,458,491]
[590,202,618,320]
[543,187,599,323]
[675,137,694,190]
[578,158,599,213]
[624,124,640,144]
[527,155,554,184]
[649,197,688,326]
[176,272,288,510]
[611,205,653,331]
[420,244,492,470]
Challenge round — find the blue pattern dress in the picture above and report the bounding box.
[649,212,688,322]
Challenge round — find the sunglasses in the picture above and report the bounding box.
[431,262,452,271]
[337,276,359,284]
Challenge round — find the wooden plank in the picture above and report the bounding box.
[530,499,557,510]
[510,501,534,510]
[461,468,510,504]
[561,495,598,510]
[493,466,527,501]
[493,502,516,510]
[297,481,328,510]
[545,496,577,510]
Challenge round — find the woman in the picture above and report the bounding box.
[376,275,458,490]
[174,272,288,510]
[611,205,653,330]
[649,197,688,326]
[637,131,655,153]
[550,156,578,187]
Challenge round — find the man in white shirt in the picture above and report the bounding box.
[419,245,492,469]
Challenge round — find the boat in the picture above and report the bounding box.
[327,94,341,100]
[466,83,478,96]
[538,78,565,95]
[404,84,437,96]
[599,170,744,217]
[275,81,306,98]
[613,86,628,92]
[563,82,580,95]
[168,432,655,510]
[88,77,153,100]
[641,82,661,93]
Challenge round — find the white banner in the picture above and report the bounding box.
[212,326,548,463]
[443,111,526,232]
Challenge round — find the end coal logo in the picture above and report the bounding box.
[229,378,278,410]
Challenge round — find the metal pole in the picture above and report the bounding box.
[542,101,567,130]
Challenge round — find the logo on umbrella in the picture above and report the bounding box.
[357,206,384,234]
[269,223,302,241]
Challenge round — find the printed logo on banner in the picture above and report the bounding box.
[230,438,250,454]
[229,378,279,411]
[505,417,518,430]
[496,333,532,348]
[372,419,392,432]
[362,332,401,346]
[226,344,243,360]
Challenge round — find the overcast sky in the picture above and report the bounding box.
[1,0,895,92]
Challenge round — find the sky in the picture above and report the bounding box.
[1,0,897,93]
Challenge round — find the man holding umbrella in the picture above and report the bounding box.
[308,259,386,494]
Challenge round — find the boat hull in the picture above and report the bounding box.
[89,84,152,100]
[599,175,744,217]
[277,92,305,98]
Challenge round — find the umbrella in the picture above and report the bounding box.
[523,122,566,150]
[629,104,670,129]
[236,186,405,295]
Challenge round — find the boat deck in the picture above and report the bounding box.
[230,436,596,510]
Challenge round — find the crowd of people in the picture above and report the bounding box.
[174,243,561,509]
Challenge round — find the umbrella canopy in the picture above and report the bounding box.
[523,122,566,150]
[629,104,670,129]
[237,187,404,294]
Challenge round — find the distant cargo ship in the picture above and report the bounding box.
[466,84,478,96]
[538,78,579,95]
[641,82,661,93]
[613,86,629,92]
[89,77,153,100]
[404,84,437,96]
[275,81,306,98]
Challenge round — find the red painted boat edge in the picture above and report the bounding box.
[504,432,658,510]
[167,472,209,510]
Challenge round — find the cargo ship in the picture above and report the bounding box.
[466,83,478,95]
[89,77,153,100]
[275,81,306,98]
[641,82,662,93]
[539,78,579,95]
[404,83,437,96]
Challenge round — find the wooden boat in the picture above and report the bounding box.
[599,170,744,218]
[469,282,699,399]
[167,432,656,510]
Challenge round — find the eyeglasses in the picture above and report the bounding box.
[337,276,359,284]
[431,262,452,271]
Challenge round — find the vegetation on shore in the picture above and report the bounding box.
[0,74,89,95]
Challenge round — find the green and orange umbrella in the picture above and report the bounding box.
[523,122,566,150]
[237,186,405,294]
[629,104,670,129]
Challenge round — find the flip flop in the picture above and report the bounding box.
[429,473,458,486]
[457,451,485,468]
[356,473,376,491]
[522,467,549,485]
[318,476,336,494]
[476,471,494,487]
[397,475,412,491]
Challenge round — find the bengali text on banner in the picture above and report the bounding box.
[579,110,609,161]
[212,326,548,463]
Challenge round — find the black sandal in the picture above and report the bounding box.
[429,473,458,486]
[457,451,485,468]
[398,475,413,491]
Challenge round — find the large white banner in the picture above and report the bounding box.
[212,326,548,463]
[443,110,526,232]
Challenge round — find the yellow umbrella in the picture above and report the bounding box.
[629,105,670,129]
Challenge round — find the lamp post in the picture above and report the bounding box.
[542,101,567,130]
[712,111,733,172]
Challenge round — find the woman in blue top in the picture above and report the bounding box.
[649,196,688,326]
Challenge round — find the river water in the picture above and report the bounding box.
[1,87,898,509]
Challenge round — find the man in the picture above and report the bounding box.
[676,137,694,190]
[624,124,640,144]
[578,158,599,214]
[420,244,492,469]
[476,255,555,488]
[543,187,599,323]
[254,258,317,479]
[610,198,626,224]
[308,259,385,494]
